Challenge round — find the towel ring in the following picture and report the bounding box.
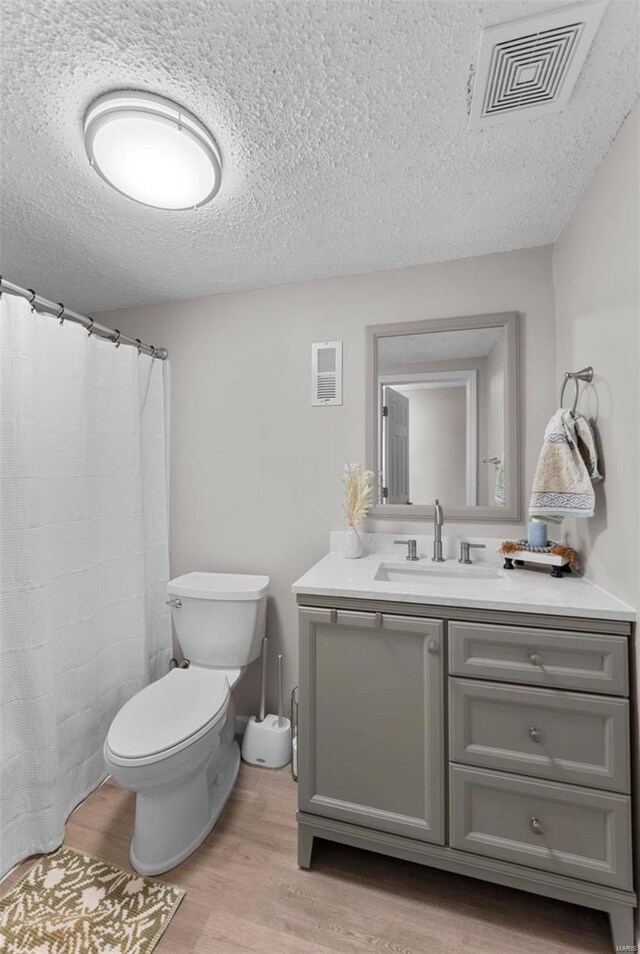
[560,374,579,413]
[560,367,594,414]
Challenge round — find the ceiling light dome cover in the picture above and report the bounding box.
[84,90,222,210]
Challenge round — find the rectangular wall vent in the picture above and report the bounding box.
[311,341,342,406]
[469,1,606,129]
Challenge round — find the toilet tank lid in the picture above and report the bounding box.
[167,571,270,601]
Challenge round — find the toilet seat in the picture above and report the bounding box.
[106,667,230,767]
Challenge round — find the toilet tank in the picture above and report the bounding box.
[167,572,269,668]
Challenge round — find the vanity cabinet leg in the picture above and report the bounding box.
[298,825,314,869]
[608,903,635,952]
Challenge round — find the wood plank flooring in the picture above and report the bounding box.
[3,765,612,952]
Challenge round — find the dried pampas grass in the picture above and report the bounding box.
[343,464,374,527]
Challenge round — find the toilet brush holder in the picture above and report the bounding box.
[241,642,292,768]
[242,714,291,768]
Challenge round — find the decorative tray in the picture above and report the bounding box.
[499,541,577,579]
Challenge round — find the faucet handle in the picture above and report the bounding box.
[394,539,418,561]
[458,541,486,564]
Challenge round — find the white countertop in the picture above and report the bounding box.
[292,536,636,623]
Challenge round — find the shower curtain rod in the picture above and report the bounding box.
[0,277,168,360]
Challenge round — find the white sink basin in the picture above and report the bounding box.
[374,562,504,584]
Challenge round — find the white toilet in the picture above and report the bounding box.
[104,571,269,875]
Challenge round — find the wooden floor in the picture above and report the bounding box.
[4,764,613,953]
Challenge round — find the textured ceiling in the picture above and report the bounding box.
[1,0,638,313]
[379,327,503,365]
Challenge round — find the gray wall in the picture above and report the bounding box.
[553,102,639,611]
[99,245,557,713]
[552,102,639,939]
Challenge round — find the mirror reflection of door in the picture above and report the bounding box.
[382,373,476,507]
[377,326,506,508]
[382,386,410,504]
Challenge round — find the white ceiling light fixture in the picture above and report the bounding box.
[84,91,222,210]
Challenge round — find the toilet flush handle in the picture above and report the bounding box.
[166,598,182,608]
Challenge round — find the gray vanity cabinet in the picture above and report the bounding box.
[296,597,635,953]
[298,608,444,843]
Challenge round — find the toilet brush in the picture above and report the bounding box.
[258,636,268,723]
[241,640,291,768]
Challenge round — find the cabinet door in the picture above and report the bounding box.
[298,608,444,844]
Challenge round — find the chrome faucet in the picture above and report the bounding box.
[432,499,444,562]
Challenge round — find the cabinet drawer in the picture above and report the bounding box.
[449,765,633,889]
[449,679,630,792]
[449,621,628,695]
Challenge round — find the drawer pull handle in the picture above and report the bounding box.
[530,816,543,835]
[427,641,439,655]
[528,651,542,666]
[528,726,541,743]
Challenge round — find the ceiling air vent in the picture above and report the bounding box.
[311,341,342,406]
[469,1,606,128]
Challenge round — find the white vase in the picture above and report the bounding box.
[343,526,364,559]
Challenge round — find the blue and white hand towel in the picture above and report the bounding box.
[529,409,602,523]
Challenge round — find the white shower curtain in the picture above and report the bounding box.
[0,294,172,878]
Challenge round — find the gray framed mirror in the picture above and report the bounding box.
[365,312,520,522]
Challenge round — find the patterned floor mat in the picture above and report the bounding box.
[0,846,185,953]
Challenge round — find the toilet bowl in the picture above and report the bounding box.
[104,571,269,874]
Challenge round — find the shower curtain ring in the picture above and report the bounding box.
[135,339,143,355]
[0,276,3,299]
[113,329,121,348]
[56,303,65,325]
[87,318,94,337]
[28,289,37,312]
